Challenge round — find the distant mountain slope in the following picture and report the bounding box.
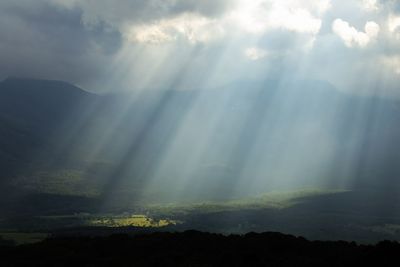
[0,78,94,131]
[1,77,400,214]
[0,78,96,176]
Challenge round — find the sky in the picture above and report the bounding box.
[0,0,400,96]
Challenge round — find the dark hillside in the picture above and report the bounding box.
[1,231,399,266]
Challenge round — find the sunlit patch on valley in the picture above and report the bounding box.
[88,215,178,228]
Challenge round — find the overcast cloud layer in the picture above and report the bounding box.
[0,0,400,96]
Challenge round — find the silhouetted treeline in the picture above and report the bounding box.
[1,231,400,266]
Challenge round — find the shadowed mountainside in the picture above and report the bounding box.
[1,77,400,217]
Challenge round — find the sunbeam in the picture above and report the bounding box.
[2,1,400,255]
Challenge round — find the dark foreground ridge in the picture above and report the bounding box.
[1,231,399,266]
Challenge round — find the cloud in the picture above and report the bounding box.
[228,0,328,35]
[362,0,380,11]
[0,1,122,86]
[382,56,400,75]
[332,19,380,47]
[126,13,225,45]
[267,7,322,34]
[0,0,399,97]
[115,0,328,47]
[388,14,400,39]
[244,47,268,61]
[51,0,232,29]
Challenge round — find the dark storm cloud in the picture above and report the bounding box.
[65,0,231,25]
[0,1,122,87]
[0,0,232,90]
[163,0,231,17]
